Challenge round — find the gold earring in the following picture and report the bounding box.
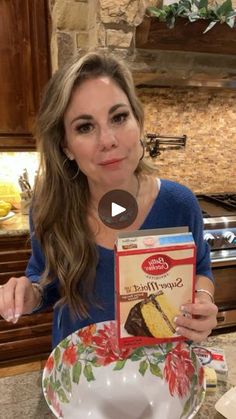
[139,139,145,161]
[62,157,80,180]
[70,166,80,180]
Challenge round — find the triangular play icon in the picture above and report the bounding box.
[111,202,126,217]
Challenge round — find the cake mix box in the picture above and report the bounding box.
[115,227,196,349]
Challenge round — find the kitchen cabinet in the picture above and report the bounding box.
[0,0,51,151]
[0,234,31,282]
[0,234,53,365]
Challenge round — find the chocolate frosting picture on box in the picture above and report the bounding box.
[115,229,196,348]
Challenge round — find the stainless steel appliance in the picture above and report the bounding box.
[196,194,236,330]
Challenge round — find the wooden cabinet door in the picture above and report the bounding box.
[0,0,51,150]
[0,234,53,365]
[0,235,31,283]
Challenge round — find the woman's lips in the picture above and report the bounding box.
[99,158,124,167]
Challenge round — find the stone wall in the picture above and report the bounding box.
[49,0,158,70]
[48,0,236,193]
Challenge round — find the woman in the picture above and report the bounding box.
[0,52,217,348]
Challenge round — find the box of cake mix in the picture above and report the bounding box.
[115,227,196,349]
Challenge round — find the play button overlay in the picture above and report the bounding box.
[98,189,138,229]
[112,202,126,217]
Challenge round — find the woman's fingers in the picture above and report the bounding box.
[0,285,8,321]
[175,325,212,343]
[175,312,216,332]
[0,277,17,321]
[0,276,32,323]
[180,301,218,317]
[174,300,218,342]
[13,278,28,321]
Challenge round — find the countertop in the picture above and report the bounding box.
[0,212,29,236]
[0,331,235,419]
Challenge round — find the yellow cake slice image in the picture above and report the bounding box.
[124,291,179,338]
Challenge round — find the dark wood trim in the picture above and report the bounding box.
[0,311,53,330]
[0,336,52,362]
[0,234,31,250]
[28,0,51,111]
[136,16,236,55]
[0,136,36,150]
[0,250,31,263]
[0,353,49,368]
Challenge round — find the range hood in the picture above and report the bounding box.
[130,15,236,89]
[129,49,236,89]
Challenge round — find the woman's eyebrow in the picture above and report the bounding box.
[70,103,129,125]
[109,103,129,114]
[70,114,92,125]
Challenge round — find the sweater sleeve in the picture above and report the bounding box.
[25,213,60,310]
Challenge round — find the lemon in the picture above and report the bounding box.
[0,200,12,217]
[0,208,8,217]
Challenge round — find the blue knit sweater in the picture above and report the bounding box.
[25,179,213,348]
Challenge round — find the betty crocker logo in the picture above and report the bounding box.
[142,254,194,275]
[142,254,171,275]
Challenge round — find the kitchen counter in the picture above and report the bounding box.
[195,332,236,419]
[0,332,235,419]
[0,211,29,236]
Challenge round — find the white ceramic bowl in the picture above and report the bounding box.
[43,321,205,419]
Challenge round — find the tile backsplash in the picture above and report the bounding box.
[139,87,236,193]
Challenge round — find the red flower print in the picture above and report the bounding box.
[198,366,204,386]
[62,344,78,366]
[45,356,54,373]
[164,342,195,399]
[77,324,96,346]
[92,322,132,366]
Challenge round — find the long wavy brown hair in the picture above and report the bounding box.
[33,51,155,318]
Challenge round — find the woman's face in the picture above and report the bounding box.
[63,76,142,190]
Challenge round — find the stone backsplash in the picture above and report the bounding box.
[139,87,236,193]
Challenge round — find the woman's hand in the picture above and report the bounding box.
[0,276,40,323]
[174,294,218,342]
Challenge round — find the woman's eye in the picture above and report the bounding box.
[112,112,129,124]
[75,123,93,134]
